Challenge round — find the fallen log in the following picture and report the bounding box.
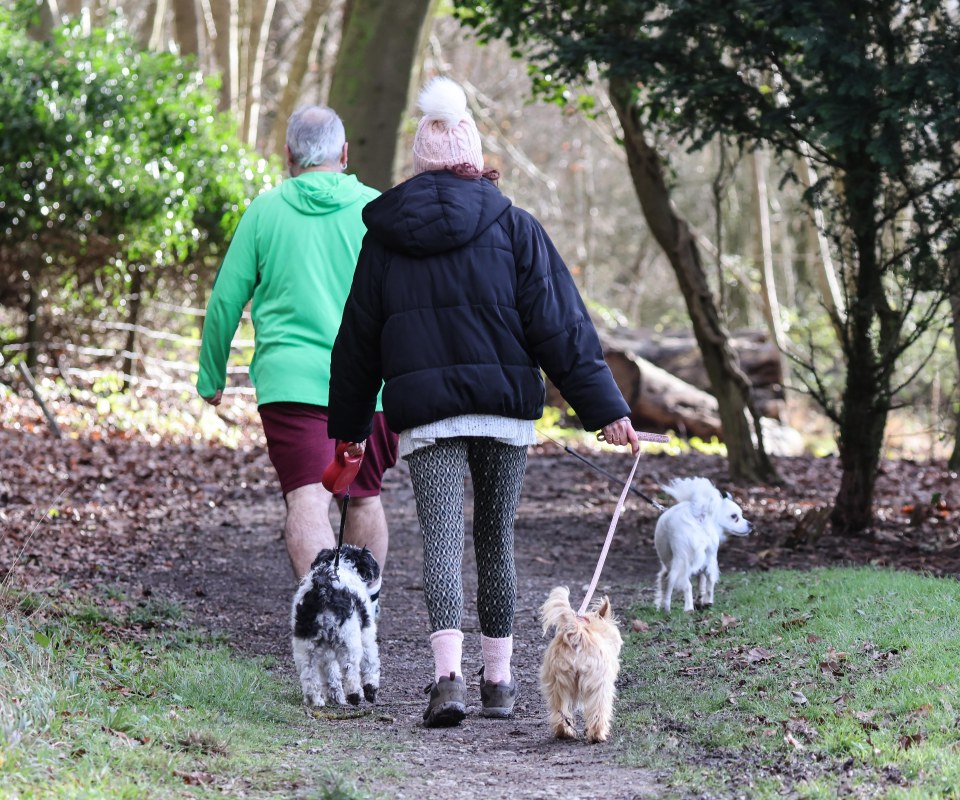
[546,351,724,440]
[601,327,785,420]
[546,327,787,441]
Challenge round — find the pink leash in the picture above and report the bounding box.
[577,431,668,617]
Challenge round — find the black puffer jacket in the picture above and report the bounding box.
[328,170,629,441]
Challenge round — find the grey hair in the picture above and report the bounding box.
[286,105,345,168]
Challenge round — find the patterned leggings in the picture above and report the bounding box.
[407,438,527,638]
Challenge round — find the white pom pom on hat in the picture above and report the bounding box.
[412,76,484,175]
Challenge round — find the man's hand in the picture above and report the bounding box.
[600,417,640,455]
[202,389,223,406]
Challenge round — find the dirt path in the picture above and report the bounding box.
[142,451,669,799]
[6,413,958,799]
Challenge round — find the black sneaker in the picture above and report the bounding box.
[478,667,519,718]
[422,672,466,728]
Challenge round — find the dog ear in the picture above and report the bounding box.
[310,548,337,569]
[596,596,614,620]
[352,547,381,583]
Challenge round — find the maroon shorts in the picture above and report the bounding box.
[259,403,398,498]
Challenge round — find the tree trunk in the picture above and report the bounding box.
[28,0,59,39]
[949,251,960,471]
[751,147,788,383]
[147,0,169,50]
[121,268,144,393]
[799,150,846,340]
[327,0,438,190]
[240,0,277,147]
[830,164,891,533]
[172,0,200,56]
[609,77,778,484]
[832,359,887,532]
[212,0,239,113]
[264,0,332,159]
[25,282,40,371]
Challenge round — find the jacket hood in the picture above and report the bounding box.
[362,170,512,256]
[280,171,367,215]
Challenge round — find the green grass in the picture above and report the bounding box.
[617,567,960,799]
[0,589,407,799]
[5,568,959,798]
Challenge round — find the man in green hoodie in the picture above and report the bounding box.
[197,105,398,608]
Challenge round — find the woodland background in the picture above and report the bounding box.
[2,0,959,536]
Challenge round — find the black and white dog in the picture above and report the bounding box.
[291,544,381,708]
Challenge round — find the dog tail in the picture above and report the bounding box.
[662,476,721,519]
[540,586,577,634]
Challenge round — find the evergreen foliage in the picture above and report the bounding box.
[0,1,279,316]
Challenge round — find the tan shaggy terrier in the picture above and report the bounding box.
[539,586,623,743]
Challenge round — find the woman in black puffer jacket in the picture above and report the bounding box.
[329,76,639,729]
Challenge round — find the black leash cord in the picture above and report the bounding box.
[537,430,665,511]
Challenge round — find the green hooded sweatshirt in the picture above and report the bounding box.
[197,171,380,407]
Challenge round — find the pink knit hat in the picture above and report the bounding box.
[412,77,484,175]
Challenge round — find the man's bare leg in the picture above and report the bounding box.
[339,495,389,574]
[285,482,335,580]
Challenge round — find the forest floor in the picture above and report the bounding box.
[2,402,959,799]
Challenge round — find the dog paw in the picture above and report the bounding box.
[553,724,578,741]
[363,683,378,703]
[586,728,609,744]
[346,692,362,706]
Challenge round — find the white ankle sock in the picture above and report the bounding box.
[480,634,513,684]
[366,576,382,601]
[430,629,463,682]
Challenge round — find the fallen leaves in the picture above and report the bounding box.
[819,646,848,677]
[789,690,809,707]
[174,770,216,786]
[898,732,926,750]
[725,645,776,667]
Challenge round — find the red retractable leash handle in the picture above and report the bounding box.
[321,442,364,494]
[321,442,365,574]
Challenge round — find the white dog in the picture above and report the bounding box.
[654,477,753,613]
[291,544,381,708]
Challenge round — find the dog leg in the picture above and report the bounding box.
[666,564,692,614]
[694,572,709,611]
[360,624,380,703]
[547,695,578,741]
[704,559,719,607]
[583,678,615,744]
[681,577,695,613]
[294,640,327,708]
[654,565,668,610]
[324,657,346,706]
[668,565,694,613]
[542,655,579,740]
[339,634,364,706]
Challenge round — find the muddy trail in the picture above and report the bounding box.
[142,451,671,799]
[4,419,959,799]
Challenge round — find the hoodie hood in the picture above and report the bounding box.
[280,171,367,216]
[362,170,512,256]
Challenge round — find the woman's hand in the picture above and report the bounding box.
[343,440,366,459]
[600,417,639,455]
